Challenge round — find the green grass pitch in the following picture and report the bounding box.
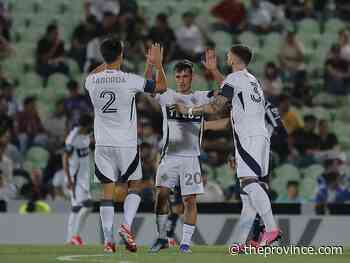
[1,245,349,263]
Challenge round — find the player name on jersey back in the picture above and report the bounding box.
[85,69,146,147]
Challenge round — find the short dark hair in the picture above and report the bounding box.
[287,180,299,188]
[156,13,168,23]
[66,80,79,90]
[23,96,36,106]
[230,45,253,66]
[79,114,93,127]
[100,36,123,64]
[46,23,58,34]
[174,60,194,74]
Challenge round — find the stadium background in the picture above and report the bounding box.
[1,0,350,247]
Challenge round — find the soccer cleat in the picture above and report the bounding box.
[259,229,282,247]
[149,238,169,253]
[119,224,137,252]
[179,244,192,253]
[70,236,83,246]
[168,237,177,247]
[104,242,116,253]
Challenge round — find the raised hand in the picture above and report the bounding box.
[150,43,163,68]
[202,48,217,71]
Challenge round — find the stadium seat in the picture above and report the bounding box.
[271,164,301,196]
[300,164,324,200]
[324,18,345,36]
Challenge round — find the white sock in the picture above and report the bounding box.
[181,224,195,246]
[67,212,77,242]
[74,207,92,236]
[122,193,141,228]
[243,183,277,232]
[100,200,115,243]
[156,214,168,239]
[235,195,257,244]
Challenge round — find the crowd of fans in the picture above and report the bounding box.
[1,0,350,213]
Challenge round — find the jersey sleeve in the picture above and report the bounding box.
[195,91,213,104]
[218,76,235,101]
[130,74,155,94]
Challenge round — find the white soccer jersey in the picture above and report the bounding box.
[156,89,212,157]
[85,69,147,147]
[220,69,268,140]
[65,127,91,190]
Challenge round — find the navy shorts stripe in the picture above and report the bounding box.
[234,131,262,177]
[95,164,113,184]
[120,149,140,182]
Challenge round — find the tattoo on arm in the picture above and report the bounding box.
[191,95,229,115]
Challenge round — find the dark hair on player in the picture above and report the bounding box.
[100,36,124,64]
[46,23,58,34]
[79,114,93,128]
[230,45,253,66]
[174,60,194,74]
[156,13,168,24]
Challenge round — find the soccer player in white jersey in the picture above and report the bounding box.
[84,37,167,253]
[63,114,93,246]
[148,60,215,253]
[175,45,281,249]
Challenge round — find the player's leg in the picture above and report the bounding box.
[118,147,143,252]
[149,156,178,253]
[234,194,258,246]
[95,146,117,252]
[66,206,79,244]
[236,137,279,246]
[74,199,93,240]
[178,157,204,253]
[166,187,183,246]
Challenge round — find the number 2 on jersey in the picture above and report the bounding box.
[100,91,117,113]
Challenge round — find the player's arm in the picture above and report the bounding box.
[62,145,73,190]
[204,118,230,131]
[145,43,167,94]
[202,48,225,85]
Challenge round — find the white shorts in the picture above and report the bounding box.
[94,146,142,183]
[156,155,204,196]
[70,182,91,207]
[234,135,270,179]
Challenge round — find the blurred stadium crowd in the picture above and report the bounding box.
[1,0,350,213]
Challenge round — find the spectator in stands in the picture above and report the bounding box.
[35,23,70,84]
[0,1,11,41]
[16,96,48,153]
[262,61,283,99]
[279,29,305,74]
[211,0,246,33]
[86,0,120,22]
[44,98,67,151]
[278,95,303,134]
[175,11,206,62]
[247,0,285,33]
[285,0,311,20]
[336,0,350,21]
[0,127,14,204]
[0,16,13,59]
[338,29,350,63]
[325,44,350,95]
[147,13,176,64]
[84,11,120,71]
[69,15,100,72]
[63,80,92,129]
[291,114,321,158]
[276,180,305,203]
[315,171,350,214]
[1,81,20,117]
[318,119,339,151]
